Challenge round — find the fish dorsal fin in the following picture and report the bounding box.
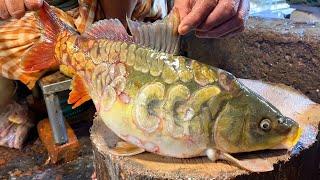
[83,19,133,42]
[127,8,180,55]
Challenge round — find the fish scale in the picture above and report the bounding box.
[55,36,226,142]
[60,34,217,88]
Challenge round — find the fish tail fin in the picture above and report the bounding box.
[0,2,76,89]
[21,2,76,73]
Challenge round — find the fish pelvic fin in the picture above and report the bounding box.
[68,74,91,109]
[127,7,181,55]
[206,148,274,172]
[109,141,145,156]
[21,2,77,73]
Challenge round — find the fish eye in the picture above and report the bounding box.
[260,119,271,131]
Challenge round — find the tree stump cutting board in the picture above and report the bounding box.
[90,79,320,180]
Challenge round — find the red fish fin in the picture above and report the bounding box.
[21,42,59,72]
[68,74,91,109]
[0,13,45,89]
[21,2,76,73]
[0,2,76,89]
[39,2,77,40]
[20,71,46,89]
[83,19,133,42]
[38,2,62,42]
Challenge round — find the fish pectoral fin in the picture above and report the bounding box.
[221,152,274,172]
[109,141,145,156]
[206,149,274,172]
[68,74,91,109]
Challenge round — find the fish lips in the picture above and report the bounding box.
[271,125,302,151]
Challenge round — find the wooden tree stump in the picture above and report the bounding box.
[90,79,320,180]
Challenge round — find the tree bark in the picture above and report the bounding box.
[91,79,320,180]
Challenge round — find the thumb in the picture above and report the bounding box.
[173,0,191,34]
[25,0,43,11]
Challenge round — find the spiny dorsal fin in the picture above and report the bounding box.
[83,19,133,42]
[127,8,180,55]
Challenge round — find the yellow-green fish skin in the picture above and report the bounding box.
[57,36,300,158]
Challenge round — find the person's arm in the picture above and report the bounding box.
[174,0,250,38]
[0,0,43,19]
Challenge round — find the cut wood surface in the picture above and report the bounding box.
[91,79,320,180]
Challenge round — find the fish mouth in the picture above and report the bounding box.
[271,126,302,150]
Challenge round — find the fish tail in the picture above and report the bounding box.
[0,2,76,89]
[21,2,77,74]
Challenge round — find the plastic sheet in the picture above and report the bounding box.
[250,0,294,19]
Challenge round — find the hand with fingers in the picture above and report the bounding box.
[0,0,43,19]
[174,0,250,38]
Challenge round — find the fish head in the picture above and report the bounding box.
[213,85,301,153]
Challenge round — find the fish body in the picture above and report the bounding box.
[56,31,300,158]
[0,3,301,171]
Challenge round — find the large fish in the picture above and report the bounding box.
[1,2,301,172]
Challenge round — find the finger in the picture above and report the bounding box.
[178,0,217,35]
[195,16,243,38]
[24,0,43,10]
[5,0,25,18]
[0,0,9,19]
[197,0,241,32]
[195,0,249,38]
[219,26,245,38]
[219,1,249,39]
[173,0,191,22]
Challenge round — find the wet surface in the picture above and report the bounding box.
[0,121,94,180]
[291,125,318,155]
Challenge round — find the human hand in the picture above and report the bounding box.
[0,0,43,19]
[174,0,250,38]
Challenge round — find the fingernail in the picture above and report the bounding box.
[0,12,10,19]
[25,0,43,10]
[37,0,44,7]
[195,28,207,32]
[195,31,207,38]
[195,32,216,39]
[178,25,190,35]
[12,10,24,19]
[30,0,43,9]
